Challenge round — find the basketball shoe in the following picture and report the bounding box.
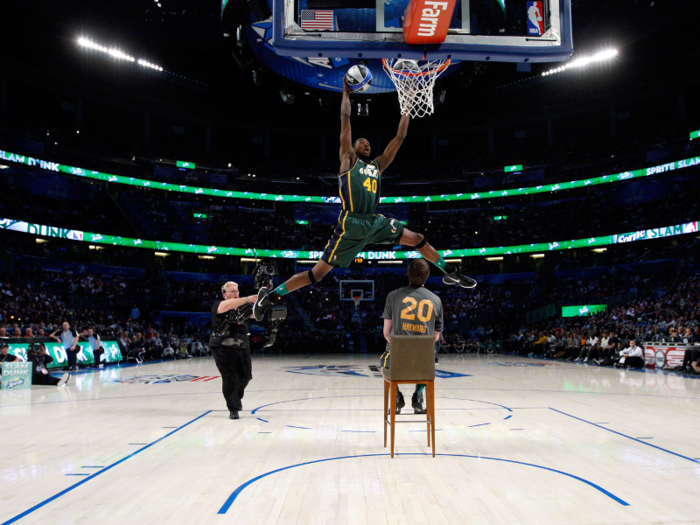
[443,271,477,288]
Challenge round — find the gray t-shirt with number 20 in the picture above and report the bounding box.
[383,285,443,337]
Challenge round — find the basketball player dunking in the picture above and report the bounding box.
[253,80,476,321]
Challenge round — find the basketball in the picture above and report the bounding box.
[345,65,373,92]
[392,59,421,73]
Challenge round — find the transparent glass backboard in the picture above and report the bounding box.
[273,0,572,62]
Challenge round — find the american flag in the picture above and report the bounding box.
[300,9,334,30]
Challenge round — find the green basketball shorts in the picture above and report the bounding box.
[321,211,405,268]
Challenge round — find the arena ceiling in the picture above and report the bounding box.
[0,0,698,123]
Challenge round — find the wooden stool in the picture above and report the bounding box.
[382,335,436,458]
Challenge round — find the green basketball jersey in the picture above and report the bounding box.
[338,158,381,215]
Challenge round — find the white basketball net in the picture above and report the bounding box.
[382,58,451,118]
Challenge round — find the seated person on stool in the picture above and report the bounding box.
[380,259,443,415]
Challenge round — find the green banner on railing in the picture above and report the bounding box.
[1,217,698,260]
[8,341,123,369]
[1,148,699,205]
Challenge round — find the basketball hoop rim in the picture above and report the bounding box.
[382,58,451,78]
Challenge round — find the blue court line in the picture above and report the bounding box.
[468,423,491,428]
[441,397,513,412]
[251,395,380,414]
[285,425,312,430]
[217,453,629,513]
[1,410,212,525]
[550,409,698,464]
[341,430,377,433]
[256,418,269,423]
[504,415,512,420]
[257,407,509,412]
[251,395,514,415]
[65,474,90,476]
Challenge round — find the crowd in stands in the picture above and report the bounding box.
[0,269,212,368]
[504,273,700,372]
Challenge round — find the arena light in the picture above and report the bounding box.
[78,37,163,72]
[0,164,8,169]
[592,248,607,253]
[541,48,618,77]
[198,255,216,260]
[444,259,462,263]
[298,260,318,264]
[240,258,262,262]
[486,256,503,261]
[530,253,545,258]
[154,251,169,257]
[377,261,403,265]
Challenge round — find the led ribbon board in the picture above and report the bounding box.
[1,218,697,260]
[8,341,123,369]
[561,304,607,317]
[1,149,699,205]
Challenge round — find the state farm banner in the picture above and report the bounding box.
[403,0,456,44]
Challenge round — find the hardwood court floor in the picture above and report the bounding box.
[1,354,699,525]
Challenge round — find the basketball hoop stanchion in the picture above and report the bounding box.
[382,58,451,118]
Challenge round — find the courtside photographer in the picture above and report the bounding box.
[27,342,70,387]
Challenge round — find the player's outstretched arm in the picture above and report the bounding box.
[376,113,410,173]
[339,80,355,172]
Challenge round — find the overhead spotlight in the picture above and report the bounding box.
[252,69,264,87]
[318,95,331,112]
[435,89,447,106]
[279,90,296,105]
[541,48,618,77]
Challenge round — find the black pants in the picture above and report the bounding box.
[212,346,252,412]
[624,355,645,369]
[66,348,79,368]
[93,348,104,366]
[682,349,700,369]
[32,371,60,386]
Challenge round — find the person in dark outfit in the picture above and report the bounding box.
[210,281,258,420]
[28,343,70,387]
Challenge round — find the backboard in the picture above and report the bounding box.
[273,0,572,63]
[339,280,375,302]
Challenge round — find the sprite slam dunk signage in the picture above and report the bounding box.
[8,341,123,369]
[1,217,698,260]
[1,362,33,390]
[2,148,700,204]
[2,218,699,260]
[562,304,608,317]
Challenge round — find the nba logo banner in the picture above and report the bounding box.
[527,1,544,36]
